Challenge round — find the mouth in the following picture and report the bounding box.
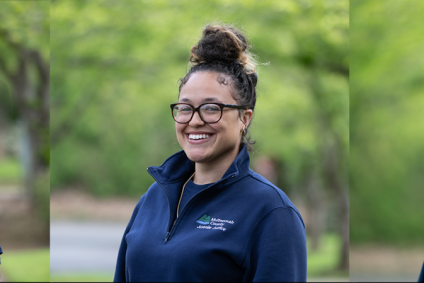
[186,133,215,144]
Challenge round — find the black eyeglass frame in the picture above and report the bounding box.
[170,102,249,124]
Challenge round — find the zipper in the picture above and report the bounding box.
[167,173,236,242]
[164,232,171,244]
[148,167,237,244]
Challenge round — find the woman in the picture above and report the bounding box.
[114,24,307,282]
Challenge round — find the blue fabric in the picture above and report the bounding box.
[0,245,2,254]
[419,261,424,282]
[114,146,307,282]
[179,180,212,217]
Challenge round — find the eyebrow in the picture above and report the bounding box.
[180,97,222,103]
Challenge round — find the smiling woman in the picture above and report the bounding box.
[114,24,307,282]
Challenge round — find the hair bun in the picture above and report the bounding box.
[190,24,256,74]
[250,72,258,88]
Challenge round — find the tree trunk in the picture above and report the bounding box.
[308,71,349,272]
[338,191,349,271]
[306,173,325,251]
[1,42,49,204]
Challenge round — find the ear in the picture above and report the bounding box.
[241,109,253,128]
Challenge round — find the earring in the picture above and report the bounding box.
[241,127,246,136]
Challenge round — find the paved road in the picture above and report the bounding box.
[50,221,127,273]
[350,274,419,282]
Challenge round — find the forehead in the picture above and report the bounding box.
[179,72,236,104]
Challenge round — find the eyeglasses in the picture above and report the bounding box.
[170,102,248,124]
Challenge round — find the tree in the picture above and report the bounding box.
[0,1,49,202]
[350,0,424,245]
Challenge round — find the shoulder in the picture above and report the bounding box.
[233,169,304,227]
[240,169,296,208]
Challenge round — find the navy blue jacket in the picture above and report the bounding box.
[114,146,307,282]
[419,261,424,282]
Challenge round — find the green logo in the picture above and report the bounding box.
[196,214,211,225]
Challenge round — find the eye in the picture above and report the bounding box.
[178,105,193,112]
[201,104,220,112]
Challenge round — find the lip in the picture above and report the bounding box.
[185,132,215,144]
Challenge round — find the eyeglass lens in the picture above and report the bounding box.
[173,104,221,123]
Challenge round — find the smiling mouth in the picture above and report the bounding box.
[189,134,211,140]
[186,133,215,142]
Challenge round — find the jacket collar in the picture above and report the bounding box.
[148,145,251,186]
[147,145,251,232]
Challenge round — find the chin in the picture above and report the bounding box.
[185,149,211,163]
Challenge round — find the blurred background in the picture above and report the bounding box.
[0,1,50,282]
[50,0,348,281]
[350,0,424,281]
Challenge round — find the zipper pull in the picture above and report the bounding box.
[164,232,171,244]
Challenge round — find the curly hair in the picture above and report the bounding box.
[179,24,259,152]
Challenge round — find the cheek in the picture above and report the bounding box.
[175,123,186,137]
[175,124,187,148]
[215,120,241,142]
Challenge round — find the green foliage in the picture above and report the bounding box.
[0,1,49,59]
[0,0,49,95]
[350,0,424,244]
[0,78,16,121]
[0,157,21,184]
[0,248,50,282]
[51,0,348,202]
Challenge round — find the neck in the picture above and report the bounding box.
[193,146,240,185]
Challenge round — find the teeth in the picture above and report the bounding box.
[189,134,210,140]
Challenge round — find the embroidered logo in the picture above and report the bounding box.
[196,214,211,225]
[196,214,234,231]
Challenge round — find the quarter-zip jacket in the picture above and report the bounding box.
[114,146,307,282]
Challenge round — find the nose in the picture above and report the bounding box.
[189,110,205,127]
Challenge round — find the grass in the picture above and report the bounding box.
[0,248,50,282]
[0,157,21,184]
[50,273,114,282]
[307,233,348,279]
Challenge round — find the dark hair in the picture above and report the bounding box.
[178,24,259,152]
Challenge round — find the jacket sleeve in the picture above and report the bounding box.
[242,207,307,282]
[418,261,424,282]
[113,196,145,282]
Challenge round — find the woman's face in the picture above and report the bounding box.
[176,71,252,165]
